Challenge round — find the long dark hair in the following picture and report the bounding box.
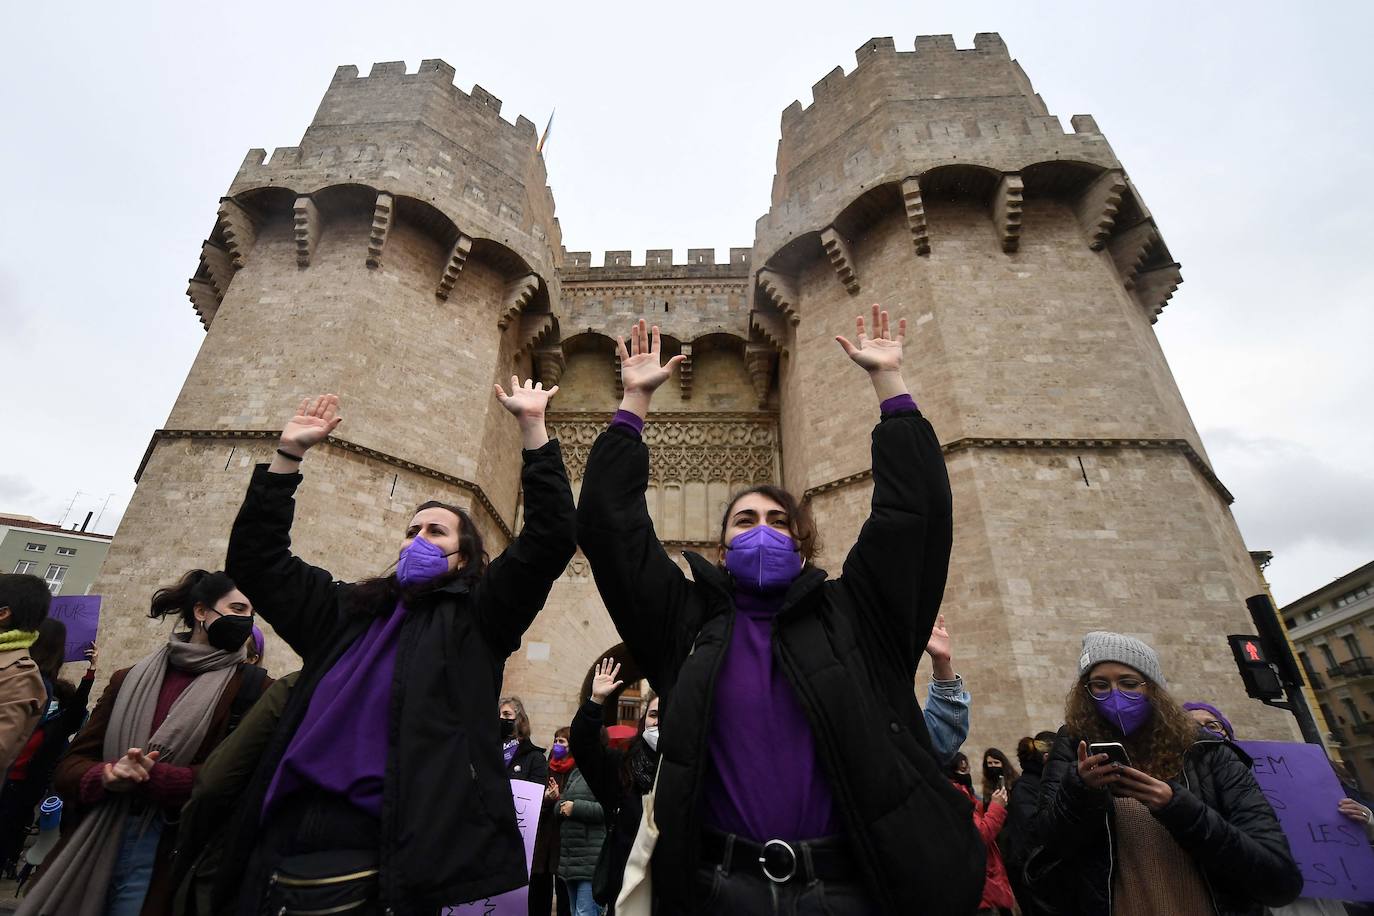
[1064,671,1200,780]
[716,485,820,563]
[349,500,490,612]
[149,570,237,632]
[28,618,76,705]
[619,690,659,795]
[980,747,1019,803]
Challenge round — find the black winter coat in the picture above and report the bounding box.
[1002,759,1042,874]
[220,441,576,913]
[1026,728,1303,916]
[507,738,549,785]
[569,698,653,905]
[576,408,984,916]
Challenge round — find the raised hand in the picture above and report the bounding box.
[495,376,559,420]
[836,304,905,374]
[923,614,955,681]
[590,657,624,705]
[279,394,343,455]
[617,319,686,417]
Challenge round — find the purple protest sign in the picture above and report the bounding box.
[1238,740,1374,902]
[47,596,101,663]
[443,778,545,916]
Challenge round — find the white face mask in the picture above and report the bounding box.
[643,725,660,752]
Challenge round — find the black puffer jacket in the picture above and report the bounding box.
[576,407,984,916]
[507,738,549,785]
[1026,728,1302,915]
[221,441,576,913]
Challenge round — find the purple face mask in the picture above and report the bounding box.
[551,744,569,760]
[724,525,802,594]
[396,535,457,588]
[1093,688,1152,736]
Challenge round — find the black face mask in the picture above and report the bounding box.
[984,763,1003,779]
[952,772,973,789]
[205,612,254,654]
[500,717,516,741]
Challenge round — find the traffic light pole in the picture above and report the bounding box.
[1246,594,1326,747]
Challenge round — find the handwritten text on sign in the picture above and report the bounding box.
[1237,740,1374,902]
[47,595,101,663]
[442,778,545,916]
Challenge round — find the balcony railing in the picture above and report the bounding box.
[1339,657,1374,680]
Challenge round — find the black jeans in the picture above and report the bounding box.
[689,864,878,915]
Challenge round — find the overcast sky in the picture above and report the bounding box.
[1,1,1369,606]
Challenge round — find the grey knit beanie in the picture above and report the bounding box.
[1078,631,1165,687]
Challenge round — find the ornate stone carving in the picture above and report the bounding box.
[436,234,473,300]
[367,191,393,268]
[744,345,775,408]
[749,310,790,354]
[1075,170,1127,250]
[535,345,566,388]
[548,413,779,488]
[678,343,693,400]
[516,311,557,357]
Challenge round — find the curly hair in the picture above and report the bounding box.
[1064,673,1200,780]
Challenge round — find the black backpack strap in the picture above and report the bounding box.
[226,664,269,735]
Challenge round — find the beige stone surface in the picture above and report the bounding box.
[94,37,1292,753]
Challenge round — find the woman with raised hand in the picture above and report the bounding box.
[1027,632,1302,916]
[576,307,983,915]
[219,385,576,914]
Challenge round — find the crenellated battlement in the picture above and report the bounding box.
[559,247,751,279]
[321,59,538,138]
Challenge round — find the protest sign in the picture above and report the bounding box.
[47,595,101,663]
[1238,740,1374,902]
[443,777,545,915]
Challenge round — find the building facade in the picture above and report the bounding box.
[0,515,112,596]
[1282,561,1374,792]
[89,34,1297,749]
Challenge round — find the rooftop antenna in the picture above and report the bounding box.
[92,493,116,532]
[58,491,85,527]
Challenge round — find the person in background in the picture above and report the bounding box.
[571,658,659,912]
[245,627,265,668]
[1028,632,1302,916]
[923,613,971,764]
[0,625,96,875]
[1003,731,1056,916]
[948,752,978,800]
[555,734,606,916]
[0,574,51,774]
[948,750,1013,915]
[19,569,263,916]
[1183,701,1234,740]
[980,748,1019,818]
[529,727,573,916]
[502,695,549,785]
[1185,699,1374,916]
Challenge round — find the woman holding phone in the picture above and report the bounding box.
[1027,631,1302,916]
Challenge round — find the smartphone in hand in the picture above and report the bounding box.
[1087,741,1131,767]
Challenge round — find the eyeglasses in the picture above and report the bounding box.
[1084,677,1147,699]
[1199,720,1227,737]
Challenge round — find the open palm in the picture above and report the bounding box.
[495,376,558,419]
[591,657,624,703]
[280,395,342,453]
[618,319,685,395]
[836,304,905,372]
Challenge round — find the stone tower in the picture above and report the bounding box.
[93,36,1296,749]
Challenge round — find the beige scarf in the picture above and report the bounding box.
[17,636,244,916]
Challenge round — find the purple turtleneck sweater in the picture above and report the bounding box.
[610,393,915,842]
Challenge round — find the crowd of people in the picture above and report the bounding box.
[0,306,1371,914]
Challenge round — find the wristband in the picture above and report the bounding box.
[276,448,304,462]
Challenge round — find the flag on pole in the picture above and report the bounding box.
[537,109,555,154]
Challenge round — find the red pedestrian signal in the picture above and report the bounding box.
[1228,635,1284,701]
[1245,641,1261,662]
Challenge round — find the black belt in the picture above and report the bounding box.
[700,829,857,885]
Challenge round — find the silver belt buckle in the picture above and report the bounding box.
[759,838,798,884]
